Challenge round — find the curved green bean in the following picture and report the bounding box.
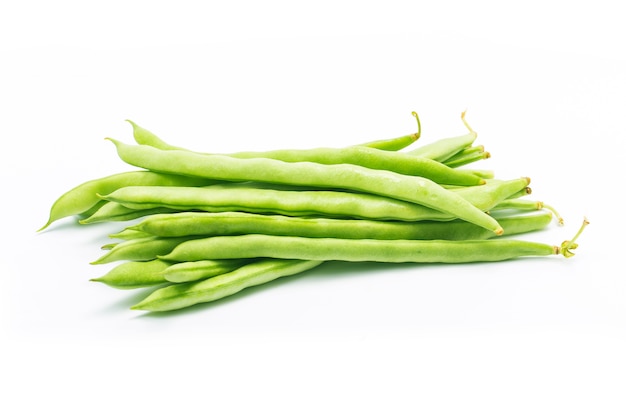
[407,110,477,161]
[39,170,216,231]
[492,199,564,225]
[226,146,484,186]
[106,139,506,233]
[128,112,421,153]
[132,259,322,312]
[100,177,530,223]
[126,120,187,151]
[79,201,181,224]
[352,112,421,151]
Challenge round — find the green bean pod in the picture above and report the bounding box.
[90,259,172,289]
[129,112,421,153]
[443,147,491,168]
[407,111,476,161]
[163,259,250,283]
[453,169,495,180]
[100,177,530,223]
[126,120,188,151]
[160,234,563,264]
[91,236,190,264]
[226,146,484,186]
[492,199,564,224]
[106,139,503,234]
[39,170,216,231]
[108,228,154,241]
[135,218,589,311]
[126,210,552,241]
[132,259,323,312]
[79,201,181,224]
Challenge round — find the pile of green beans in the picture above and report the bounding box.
[40,112,587,313]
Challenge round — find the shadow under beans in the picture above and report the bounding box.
[95,285,166,314]
[128,256,563,319]
[131,261,421,319]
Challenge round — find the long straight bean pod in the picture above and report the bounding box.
[106,139,503,234]
[160,231,581,264]
[126,210,552,241]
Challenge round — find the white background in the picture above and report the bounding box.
[1,1,625,416]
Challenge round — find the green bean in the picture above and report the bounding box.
[213,117,477,185]
[100,242,117,250]
[226,147,484,186]
[443,145,485,162]
[160,219,587,263]
[454,169,495,180]
[91,236,190,265]
[100,185,430,220]
[443,147,491,168]
[352,112,421,151]
[106,139,507,233]
[100,177,529,224]
[132,259,323,312]
[39,170,216,231]
[163,259,250,283]
[133,217,589,312]
[407,111,477,161]
[129,112,421,153]
[125,210,552,241]
[90,259,172,289]
[76,200,107,220]
[79,201,181,224]
[492,199,564,225]
[108,228,153,241]
[126,120,187,151]
[502,187,532,200]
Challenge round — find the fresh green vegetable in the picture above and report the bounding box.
[39,111,587,314]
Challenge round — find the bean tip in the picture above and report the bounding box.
[130,303,148,311]
[104,137,120,146]
[36,221,51,232]
[494,226,504,236]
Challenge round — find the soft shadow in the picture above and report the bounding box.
[128,256,559,319]
[94,285,168,314]
[131,261,420,319]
